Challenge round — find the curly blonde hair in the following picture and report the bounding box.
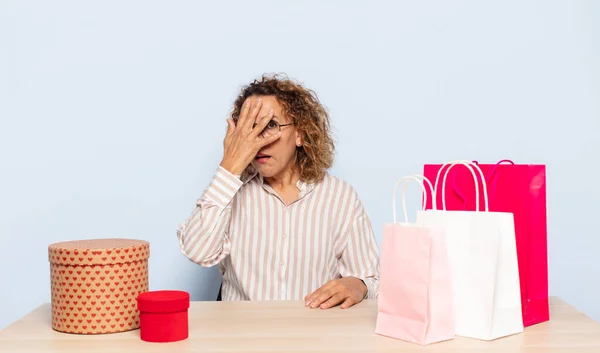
[230,73,335,184]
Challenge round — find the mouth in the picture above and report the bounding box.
[255,154,271,163]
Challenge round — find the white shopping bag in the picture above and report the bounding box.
[416,160,523,340]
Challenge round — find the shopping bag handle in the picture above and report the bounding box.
[451,159,514,209]
[434,160,489,212]
[392,175,435,223]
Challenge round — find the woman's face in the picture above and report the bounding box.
[246,95,302,179]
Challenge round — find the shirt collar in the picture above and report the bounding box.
[241,166,314,196]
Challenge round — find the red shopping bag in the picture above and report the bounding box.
[423,160,549,327]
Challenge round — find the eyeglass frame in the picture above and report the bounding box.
[252,118,293,137]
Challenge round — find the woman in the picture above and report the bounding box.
[177,74,379,309]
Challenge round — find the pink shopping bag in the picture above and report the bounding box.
[375,175,454,345]
[423,160,549,327]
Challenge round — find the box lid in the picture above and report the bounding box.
[48,238,150,266]
[137,290,190,313]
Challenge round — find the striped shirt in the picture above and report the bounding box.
[176,166,380,301]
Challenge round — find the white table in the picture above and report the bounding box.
[1,297,599,352]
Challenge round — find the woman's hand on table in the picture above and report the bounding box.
[304,277,367,310]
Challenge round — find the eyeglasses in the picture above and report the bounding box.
[253,119,293,137]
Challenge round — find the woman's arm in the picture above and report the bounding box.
[178,98,279,267]
[176,166,243,267]
[338,194,380,299]
[305,190,380,309]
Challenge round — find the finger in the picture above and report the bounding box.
[309,288,337,309]
[319,292,347,310]
[225,118,235,136]
[251,108,274,138]
[305,280,338,306]
[257,130,281,147]
[237,97,255,130]
[304,291,314,303]
[340,297,356,309]
[242,97,263,131]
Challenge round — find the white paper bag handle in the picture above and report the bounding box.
[433,160,489,212]
[392,174,435,223]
